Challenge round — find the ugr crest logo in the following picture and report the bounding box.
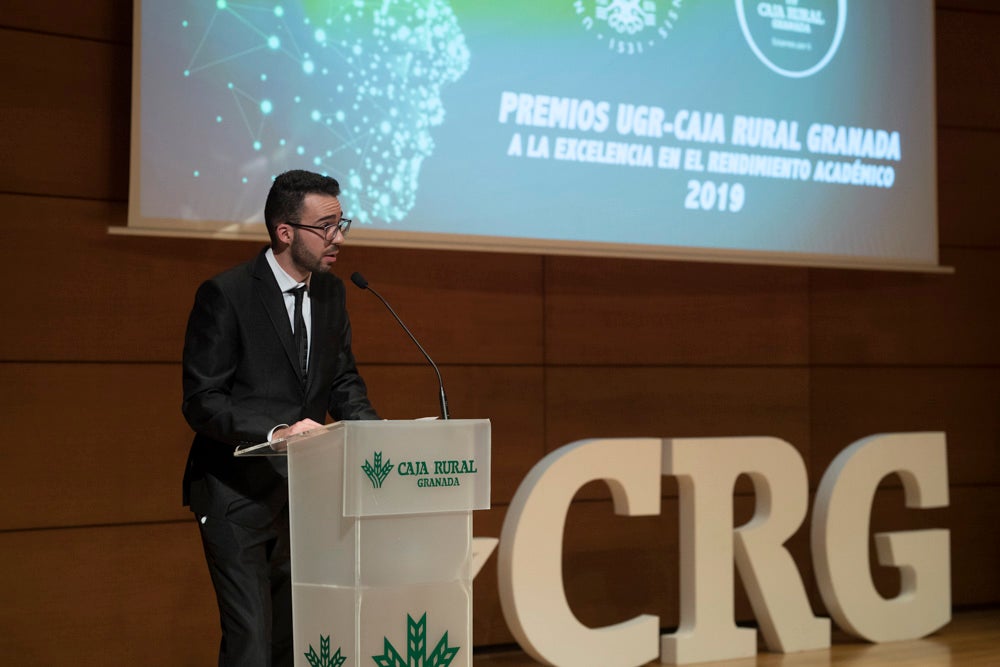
[574,0,685,55]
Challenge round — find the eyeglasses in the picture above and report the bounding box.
[286,218,352,239]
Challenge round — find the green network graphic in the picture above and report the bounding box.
[179,0,470,224]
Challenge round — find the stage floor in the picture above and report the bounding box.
[472,607,1000,666]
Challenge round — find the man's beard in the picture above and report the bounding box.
[290,231,329,275]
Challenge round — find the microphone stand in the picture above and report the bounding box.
[351,273,450,420]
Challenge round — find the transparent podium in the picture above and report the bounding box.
[238,419,490,667]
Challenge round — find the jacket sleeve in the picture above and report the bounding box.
[181,279,275,446]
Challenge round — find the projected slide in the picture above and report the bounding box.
[133,0,938,269]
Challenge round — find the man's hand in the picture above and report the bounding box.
[272,419,324,441]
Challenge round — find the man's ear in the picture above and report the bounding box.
[276,222,294,245]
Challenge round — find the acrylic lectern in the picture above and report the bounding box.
[237,419,491,667]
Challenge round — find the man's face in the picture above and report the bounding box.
[288,193,345,276]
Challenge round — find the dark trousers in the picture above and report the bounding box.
[197,507,293,667]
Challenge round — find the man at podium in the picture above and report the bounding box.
[181,169,379,666]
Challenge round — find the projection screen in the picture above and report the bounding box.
[125,0,941,271]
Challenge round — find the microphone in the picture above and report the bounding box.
[350,272,450,420]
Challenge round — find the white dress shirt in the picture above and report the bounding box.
[264,247,311,441]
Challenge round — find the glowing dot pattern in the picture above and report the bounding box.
[178,1,470,224]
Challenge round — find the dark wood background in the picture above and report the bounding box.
[1,1,997,664]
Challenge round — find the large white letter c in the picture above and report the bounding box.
[497,438,661,667]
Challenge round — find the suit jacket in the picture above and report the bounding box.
[181,248,377,526]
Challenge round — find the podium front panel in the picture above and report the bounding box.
[343,419,491,518]
[287,427,355,587]
[286,419,488,667]
[358,513,471,586]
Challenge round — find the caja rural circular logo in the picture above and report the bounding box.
[736,0,847,78]
[574,0,686,55]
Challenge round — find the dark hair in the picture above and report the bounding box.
[263,170,341,245]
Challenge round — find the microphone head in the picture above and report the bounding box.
[350,272,369,290]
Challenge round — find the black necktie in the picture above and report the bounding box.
[290,285,308,380]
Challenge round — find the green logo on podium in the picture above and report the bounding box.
[362,451,394,489]
[304,635,346,667]
[373,613,459,667]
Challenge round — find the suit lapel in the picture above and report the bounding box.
[251,250,303,382]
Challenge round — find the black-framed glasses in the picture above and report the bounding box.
[286,218,352,239]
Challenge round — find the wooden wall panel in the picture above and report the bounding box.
[0,194,261,362]
[809,248,1000,365]
[545,367,811,502]
[0,363,193,530]
[0,30,129,200]
[0,362,546,530]
[544,256,809,365]
[937,1,1000,13]
[361,365,546,504]
[2,0,130,42]
[1,193,541,366]
[810,368,1000,486]
[546,367,811,455]
[0,521,217,666]
[340,246,544,365]
[938,128,1000,248]
[936,9,1000,129]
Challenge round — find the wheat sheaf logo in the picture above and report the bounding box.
[374,613,460,667]
[575,0,685,55]
[304,635,346,667]
[362,451,394,489]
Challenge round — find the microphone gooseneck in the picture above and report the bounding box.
[350,272,450,420]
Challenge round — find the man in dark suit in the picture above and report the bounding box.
[182,169,378,666]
